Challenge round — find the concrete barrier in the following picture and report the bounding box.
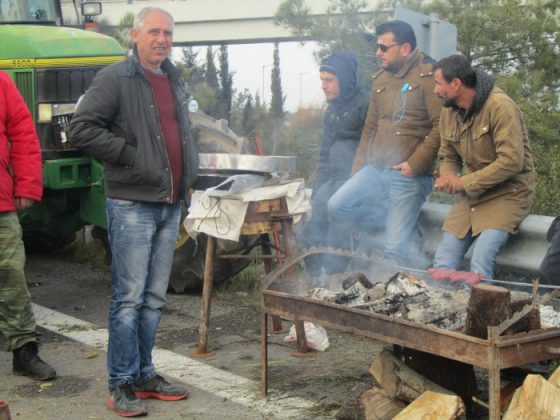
[419,202,554,275]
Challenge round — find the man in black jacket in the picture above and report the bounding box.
[70,7,198,417]
[300,51,369,277]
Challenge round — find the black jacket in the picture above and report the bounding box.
[70,52,199,204]
[314,52,369,194]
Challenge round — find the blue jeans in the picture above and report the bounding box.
[433,229,510,279]
[327,164,433,268]
[106,198,180,390]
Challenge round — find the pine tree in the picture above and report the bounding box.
[218,44,234,121]
[270,43,285,121]
[175,47,204,90]
[204,46,220,118]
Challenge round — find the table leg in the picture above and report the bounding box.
[190,235,216,357]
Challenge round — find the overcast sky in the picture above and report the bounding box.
[190,42,326,112]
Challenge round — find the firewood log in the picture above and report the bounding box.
[465,284,511,339]
[360,386,406,420]
[370,348,449,402]
[392,390,465,420]
[502,374,560,419]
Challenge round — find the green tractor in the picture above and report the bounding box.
[0,0,123,250]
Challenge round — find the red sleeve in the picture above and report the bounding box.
[2,71,43,202]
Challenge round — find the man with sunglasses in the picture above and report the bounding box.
[328,20,443,268]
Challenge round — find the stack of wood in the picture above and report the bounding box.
[358,283,558,419]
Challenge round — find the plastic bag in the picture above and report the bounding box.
[284,322,329,351]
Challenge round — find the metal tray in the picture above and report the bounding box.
[198,153,299,175]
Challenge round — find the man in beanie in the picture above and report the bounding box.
[299,51,369,277]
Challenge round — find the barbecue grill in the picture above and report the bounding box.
[260,248,560,419]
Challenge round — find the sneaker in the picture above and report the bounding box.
[12,342,56,381]
[107,383,147,417]
[134,374,189,401]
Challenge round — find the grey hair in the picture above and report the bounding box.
[133,7,174,30]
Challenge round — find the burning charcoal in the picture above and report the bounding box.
[386,272,428,297]
[367,283,386,300]
[342,272,374,290]
[336,282,371,306]
[306,288,339,303]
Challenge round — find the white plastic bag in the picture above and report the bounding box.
[284,322,329,351]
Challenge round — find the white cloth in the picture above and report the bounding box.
[185,178,310,242]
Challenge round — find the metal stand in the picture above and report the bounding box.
[192,197,307,357]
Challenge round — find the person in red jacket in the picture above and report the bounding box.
[0,70,56,380]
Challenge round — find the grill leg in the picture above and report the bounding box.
[261,311,269,396]
[488,327,501,420]
[260,233,286,333]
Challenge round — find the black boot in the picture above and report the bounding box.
[13,342,56,380]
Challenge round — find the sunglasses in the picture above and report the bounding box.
[376,43,400,52]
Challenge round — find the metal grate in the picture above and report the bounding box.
[35,67,101,102]
[14,71,34,113]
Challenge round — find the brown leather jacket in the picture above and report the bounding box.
[352,50,443,174]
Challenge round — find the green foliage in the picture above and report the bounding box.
[98,12,134,51]
[218,45,234,121]
[270,43,285,121]
[276,107,323,181]
[276,0,383,88]
[175,47,205,91]
[229,90,275,154]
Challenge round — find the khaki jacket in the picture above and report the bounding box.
[352,50,443,174]
[439,87,535,237]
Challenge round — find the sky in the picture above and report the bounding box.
[189,42,326,112]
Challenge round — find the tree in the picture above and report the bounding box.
[218,44,234,121]
[98,12,134,52]
[201,46,221,117]
[175,47,205,88]
[276,0,382,88]
[270,43,285,120]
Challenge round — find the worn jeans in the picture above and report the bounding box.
[106,199,180,390]
[327,164,433,268]
[433,229,510,279]
[0,212,37,351]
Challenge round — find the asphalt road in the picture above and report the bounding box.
[1,254,379,420]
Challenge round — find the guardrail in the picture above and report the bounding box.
[419,202,554,275]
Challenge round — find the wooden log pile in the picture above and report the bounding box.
[306,271,560,419]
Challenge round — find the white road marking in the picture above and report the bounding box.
[32,304,315,419]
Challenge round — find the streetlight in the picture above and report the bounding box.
[262,63,273,103]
